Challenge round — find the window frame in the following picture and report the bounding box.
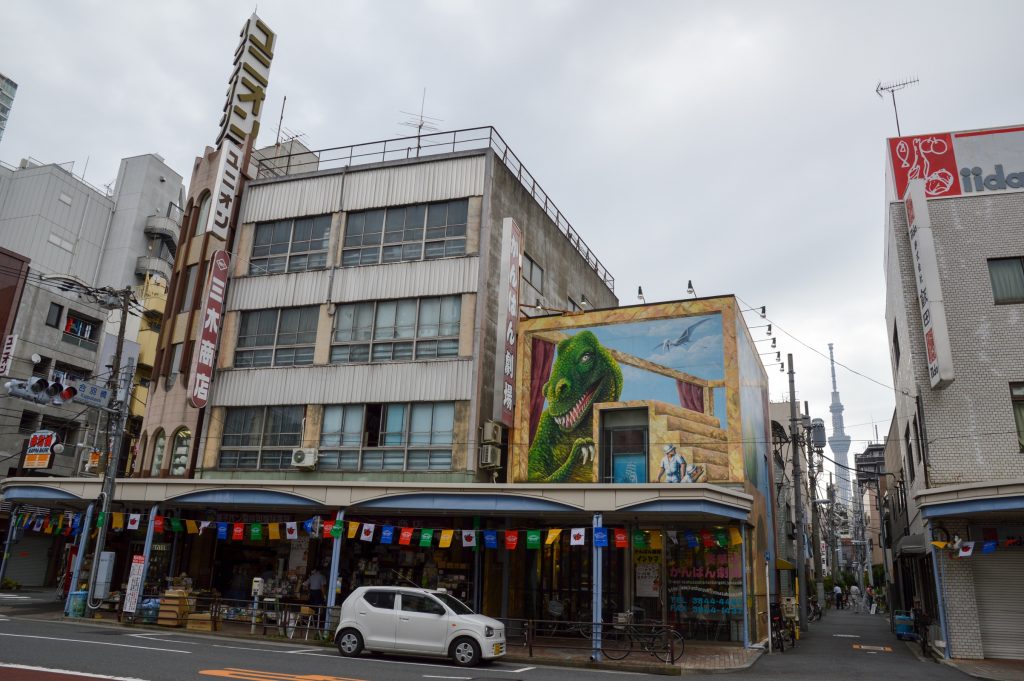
[235,306,319,368]
[249,215,331,276]
[987,257,1024,305]
[523,253,544,291]
[330,296,461,365]
[341,199,468,268]
[1011,383,1024,453]
[45,303,63,328]
[180,264,198,313]
[218,405,305,470]
[62,311,100,349]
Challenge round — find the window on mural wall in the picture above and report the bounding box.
[235,306,319,368]
[249,215,331,276]
[218,406,304,470]
[522,254,543,291]
[330,296,460,364]
[318,402,455,472]
[341,199,468,267]
[988,257,1024,304]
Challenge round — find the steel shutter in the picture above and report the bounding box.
[4,535,53,587]
[973,552,1024,659]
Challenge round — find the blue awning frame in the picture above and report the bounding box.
[921,494,1024,518]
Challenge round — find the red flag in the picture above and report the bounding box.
[154,516,165,534]
[700,529,715,548]
[399,527,414,545]
[232,523,245,540]
[613,528,628,548]
[323,520,335,539]
[505,530,519,550]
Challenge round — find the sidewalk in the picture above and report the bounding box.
[943,659,1024,681]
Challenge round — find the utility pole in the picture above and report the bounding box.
[787,354,807,631]
[807,417,826,610]
[829,473,840,584]
[86,286,134,609]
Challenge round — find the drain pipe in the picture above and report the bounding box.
[325,509,345,635]
[591,512,603,661]
[929,526,951,659]
[65,503,95,614]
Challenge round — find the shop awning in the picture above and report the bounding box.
[895,533,927,557]
[776,557,796,570]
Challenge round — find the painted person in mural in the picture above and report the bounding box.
[656,444,704,483]
[528,331,623,482]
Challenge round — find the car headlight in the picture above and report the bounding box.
[485,626,495,637]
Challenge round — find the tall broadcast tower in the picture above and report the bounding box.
[827,343,853,507]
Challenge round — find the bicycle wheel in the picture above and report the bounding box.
[652,627,685,663]
[600,628,632,660]
[772,624,785,653]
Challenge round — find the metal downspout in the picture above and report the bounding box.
[65,503,95,615]
[326,509,345,635]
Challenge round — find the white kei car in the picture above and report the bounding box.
[334,586,506,667]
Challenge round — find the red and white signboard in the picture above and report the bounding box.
[889,125,1024,200]
[495,218,524,426]
[904,179,954,389]
[122,554,146,614]
[188,250,231,408]
[0,334,16,376]
[24,429,59,469]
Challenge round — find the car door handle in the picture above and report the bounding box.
[399,616,410,621]
[358,611,367,616]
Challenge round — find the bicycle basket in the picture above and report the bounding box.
[547,599,564,617]
[614,611,633,630]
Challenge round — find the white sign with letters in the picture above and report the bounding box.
[0,334,16,376]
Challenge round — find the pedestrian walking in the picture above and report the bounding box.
[833,583,843,610]
[850,584,862,613]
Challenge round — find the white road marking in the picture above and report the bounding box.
[833,633,861,638]
[423,676,470,680]
[0,663,152,681]
[128,633,201,645]
[0,594,31,599]
[487,667,537,673]
[213,644,291,652]
[0,631,190,653]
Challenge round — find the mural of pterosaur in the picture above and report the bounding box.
[653,317,712,352]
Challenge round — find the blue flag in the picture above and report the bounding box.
[982,540,997,554]
[303,517,315,535]
[484,530,498,549]
[594,527,609,547]
[380,526,395,544]
[684,530,699,548]
[217,522,228,540]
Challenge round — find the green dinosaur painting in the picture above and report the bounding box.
[528,331,623,482]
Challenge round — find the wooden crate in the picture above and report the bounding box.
[186,613,219,632]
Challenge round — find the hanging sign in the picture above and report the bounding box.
[24,430,59,469]
[122,555,146,614]
[493,217,524,426]
[188,249,231,408]
[0,334,16,375]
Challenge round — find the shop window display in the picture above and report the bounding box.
[666,529,744,641]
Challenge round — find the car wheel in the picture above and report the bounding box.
[450,636,481,667]
[336,629,364,657]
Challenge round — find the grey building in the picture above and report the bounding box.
[0,73,15,144]
[0,155,183,481]
[884,124,1024,660]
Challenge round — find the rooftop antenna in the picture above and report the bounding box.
[275,95,287,146]
[400,88,442,158]
[875,77,919,137]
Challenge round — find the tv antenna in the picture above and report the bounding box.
[400,88,442,157]
[875,77,919,137]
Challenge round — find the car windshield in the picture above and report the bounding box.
[434,592,474,615]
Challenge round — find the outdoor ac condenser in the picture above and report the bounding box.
[479,444,501,468]
[290,448,318,470]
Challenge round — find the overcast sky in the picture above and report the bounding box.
[3,1,1022,492]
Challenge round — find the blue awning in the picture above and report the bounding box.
[620,499,749,520]
[921,494,1024,518]
[351,493,580,513]
[167,489,326,507]
[1,485,83,502]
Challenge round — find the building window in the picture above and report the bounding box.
[250,215,331,276]
[341,199,467,267]
[180,265,198,313]
[169,428,191,476]
[53,362,88,387]
[166,343,183,387]
[62,312,100,350]
[892,324,900,366]
[45,303,63,328]
[17,410,39,434]
[1012,383,1024,452]
[988,258,1024,304]
[568,297,582,313]
[194,192,211,238]
[904,424,915,483]
[330,296,460,364]
[40,416,75,454]
[235,306,319,368]
[319,402,454,472]
[219,406,304,470]
[523,254,543,291]
[150,430,166,475]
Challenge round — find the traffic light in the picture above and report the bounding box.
[5,376,78,405]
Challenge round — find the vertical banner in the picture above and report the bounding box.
[0,334,16,376]
[904,179,954,388]
[505,531,519,550]
[493,217,524,426]
[188,249,231,408]
[122,555,146,615]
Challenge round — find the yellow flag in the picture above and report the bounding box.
[729,527,743,546]
[112,513,124,530]
[439,529,455,548]
[347,521,359,539]
[268,523,280,540]
[546,529,562,545]
[649,532,663,550]
[930,541,948,550]
[185,519,199,534]
[44,519,53,534]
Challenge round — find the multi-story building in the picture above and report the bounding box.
[0,73,15,144]
[884,124,1024,659]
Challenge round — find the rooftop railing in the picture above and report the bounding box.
[253,127,615,292]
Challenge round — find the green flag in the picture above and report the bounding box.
[714,529,729,547]
[526,529,541,549]
[169,517,184,533]
[96,511,106,529]
[632,529,647,548]
[330,522,343,538]
[250,523,263,541]
[419,528,435,547]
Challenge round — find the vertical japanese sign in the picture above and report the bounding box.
[122,554,146,614]
[0,334,16,375]
[494,218,524,426]
[206,141,243,239]
[188,250,230,408]
[904,179,954,388]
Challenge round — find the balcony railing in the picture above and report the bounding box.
[61,333,98,351]
[253,127,615,293]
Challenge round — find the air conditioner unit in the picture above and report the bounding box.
[480,444,502,469]
[290,448,318,470]
[481,420,504,445]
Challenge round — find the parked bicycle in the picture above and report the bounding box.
[769,603,786,653]
[809,596,823,622]
[600,609,684,663]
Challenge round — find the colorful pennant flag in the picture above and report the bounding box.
[321,520,334,538]
[958,541,975,558]
[303,517,315,535]
[43,519,53,534]
[526,530,541,549]
[127,514,141,531]
[613,528,628,548]
[169,517,184,533]
[399,527,414,545]
[714,529,729,547]
[667,530,679,544]
[545,529,561,545]
[381,526,395,544]
[217,522,228,540]
[268,523,280,540]
[420,529,435,547]
[439,529,454,548]
[649,532,663,550]
[683,530,698,548]
[232,523,244,540]
[981,540,997,554]
[484,530,498,549]
[700,529,715,548]
[594,527,609,547]
[96,512,106,529]
[360,524,376,542]
[186,519,199,535]
[285,522,298,539]
[729,528,743,546]
[200,521,212,534]
[505,530,519,550]
[153,515,165,533]
[250,523,263,541]
[570,528,586,546]
[112,513,124,530]
[930,540,948,550]
[632,529,647,549]
[462,530,477,547]
[347,522,359,539]
[330,521,343,538]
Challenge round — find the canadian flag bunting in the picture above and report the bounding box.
[461,530,477,547]
[360,523,376,542]
[570,528,586,546]
[285,522,298,539]
[127,514,141,530]
[958,541,975,558]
